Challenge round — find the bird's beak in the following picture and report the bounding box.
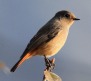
[73,18,80,20]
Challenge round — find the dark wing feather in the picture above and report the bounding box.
[20,19,61,58]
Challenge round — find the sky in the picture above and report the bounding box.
[0,0,91,81]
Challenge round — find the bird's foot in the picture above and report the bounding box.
[44,56,55,71]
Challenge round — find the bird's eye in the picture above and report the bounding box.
[64,14,70,18]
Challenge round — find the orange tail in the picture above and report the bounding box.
[10,53,32,72]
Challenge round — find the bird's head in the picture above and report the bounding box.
[54,10,80,29]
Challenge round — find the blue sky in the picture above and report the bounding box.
[0,0,91,81]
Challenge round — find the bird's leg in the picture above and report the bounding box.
[44,56,55,71]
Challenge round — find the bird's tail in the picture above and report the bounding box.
[10,53,32,72]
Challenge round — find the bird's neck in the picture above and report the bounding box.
[54,19,72,31]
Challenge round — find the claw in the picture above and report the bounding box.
[44,56,55,71]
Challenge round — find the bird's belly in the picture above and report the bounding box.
[36,30,69,57]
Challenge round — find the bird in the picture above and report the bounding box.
[10,10,80,72]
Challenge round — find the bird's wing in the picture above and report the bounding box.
[20,20,61,58]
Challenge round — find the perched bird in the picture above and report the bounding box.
[10,10,80,72]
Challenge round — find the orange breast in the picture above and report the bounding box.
[36,29,69,57]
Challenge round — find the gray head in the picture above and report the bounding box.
[54,10,80,28]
